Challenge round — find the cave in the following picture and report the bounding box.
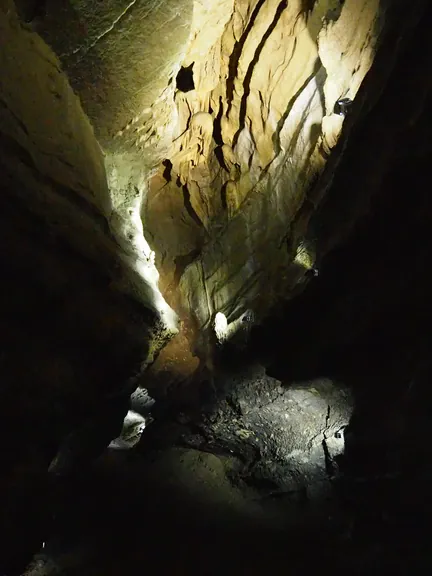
[1,0,431,574]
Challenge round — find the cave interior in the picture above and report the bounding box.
[1,0,432,574]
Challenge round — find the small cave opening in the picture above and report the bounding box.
[175,62,195,92]
[162,159,173,182]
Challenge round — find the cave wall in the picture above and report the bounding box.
[0,3,175,569]
[22,2,387,387]
[2,0,429,406]
[0,1,175,317]
[1,1,431,570]
[142,0,430,394]
[32,0,194,154]
[250,0,432,475]
[11,0,430,400]
[0,0,110,249]
[145,0,382,329]
[24,0,430,397]
[26,0,197,335]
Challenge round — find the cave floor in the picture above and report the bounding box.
[25,445,429,576]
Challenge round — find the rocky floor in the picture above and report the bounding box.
[21,434,431,576]
[12,353,432,576]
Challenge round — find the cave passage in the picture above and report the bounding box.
[1,0,432,574]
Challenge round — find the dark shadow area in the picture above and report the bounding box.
[301,0,317,17]
[182,183,206,228]
[161,158,173,182]
[214,145,227,172]
[324,0,344,23]
[242,29,432,576]
[0,193,154,574]
[220,181,228,209]
[26,449,343,576]
[0,6,160,573]
[212,95,225,146]
[14,0,47,23]
[174,248,201,287]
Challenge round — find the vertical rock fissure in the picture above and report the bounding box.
[232,0,288,148]
[226,0,267,118]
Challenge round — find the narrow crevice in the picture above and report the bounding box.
[162,159,173,183]
[182,184,204,229]
[301,0,318,17]
[213,146,227,172]
[232,0,288,149]
[212,96,224,146]
[226,0,267,118]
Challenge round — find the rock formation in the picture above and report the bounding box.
[1,0,432,573]
[0,2,177,569]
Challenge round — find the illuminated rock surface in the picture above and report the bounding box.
[143,0,381,372]
[31,0,193,153]
[1,0,432,574]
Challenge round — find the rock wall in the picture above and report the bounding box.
[8,0,430,397]
[143,0,423,392]
[29,0,196,335]
[23,2,387,391]
[0,2,176,568]
[146,0,381,305]
[10,0,428,398]
[248,0,432,490]
[21,1,391,393]
[33,0,194,154]
[1,1,431,571]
